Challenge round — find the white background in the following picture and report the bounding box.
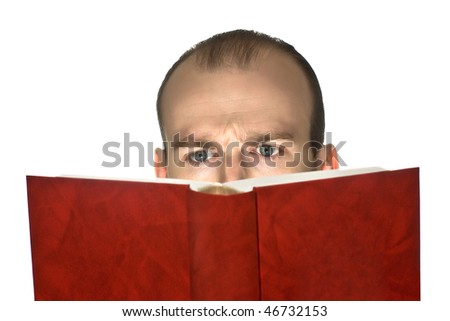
[1,0,449,320]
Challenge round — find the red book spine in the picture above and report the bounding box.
[187,189,260,300]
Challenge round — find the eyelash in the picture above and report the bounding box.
[254,144,283,157]
[185,143,285,166]
[186,150,218,167]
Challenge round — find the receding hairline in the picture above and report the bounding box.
[189,45,279,72]
[190,31,284,70]
[157,29,325,147]
[158,46,309,134]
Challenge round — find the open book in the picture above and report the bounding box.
[26,167,420,300]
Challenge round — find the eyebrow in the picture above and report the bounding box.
[244,131,294,142]
[169,131,295,149]
[169,135,203,149]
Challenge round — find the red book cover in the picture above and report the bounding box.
[26,167,420,300]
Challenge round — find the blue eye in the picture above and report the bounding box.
[258,145,279,157]
[188,150,210,164]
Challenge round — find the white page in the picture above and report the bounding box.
[61,166,385,193]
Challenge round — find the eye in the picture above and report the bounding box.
[258,144,280,157]
[188,150,210,165]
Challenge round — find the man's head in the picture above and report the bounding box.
[155,29,337,182]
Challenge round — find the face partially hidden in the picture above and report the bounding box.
[156,49,324,183]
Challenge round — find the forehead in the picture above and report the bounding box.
[160,49,313,142]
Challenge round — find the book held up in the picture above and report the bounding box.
[26,167,420,300]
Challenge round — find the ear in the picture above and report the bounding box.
[154,147,167,178]
[317,144,340,170]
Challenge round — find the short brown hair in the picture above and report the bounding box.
[157,29,324,147]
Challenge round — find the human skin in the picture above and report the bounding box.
[155,49,337,182]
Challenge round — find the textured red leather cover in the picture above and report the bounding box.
[27,177,191,300]
[26,168,420,300]
[256,168,420,300]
